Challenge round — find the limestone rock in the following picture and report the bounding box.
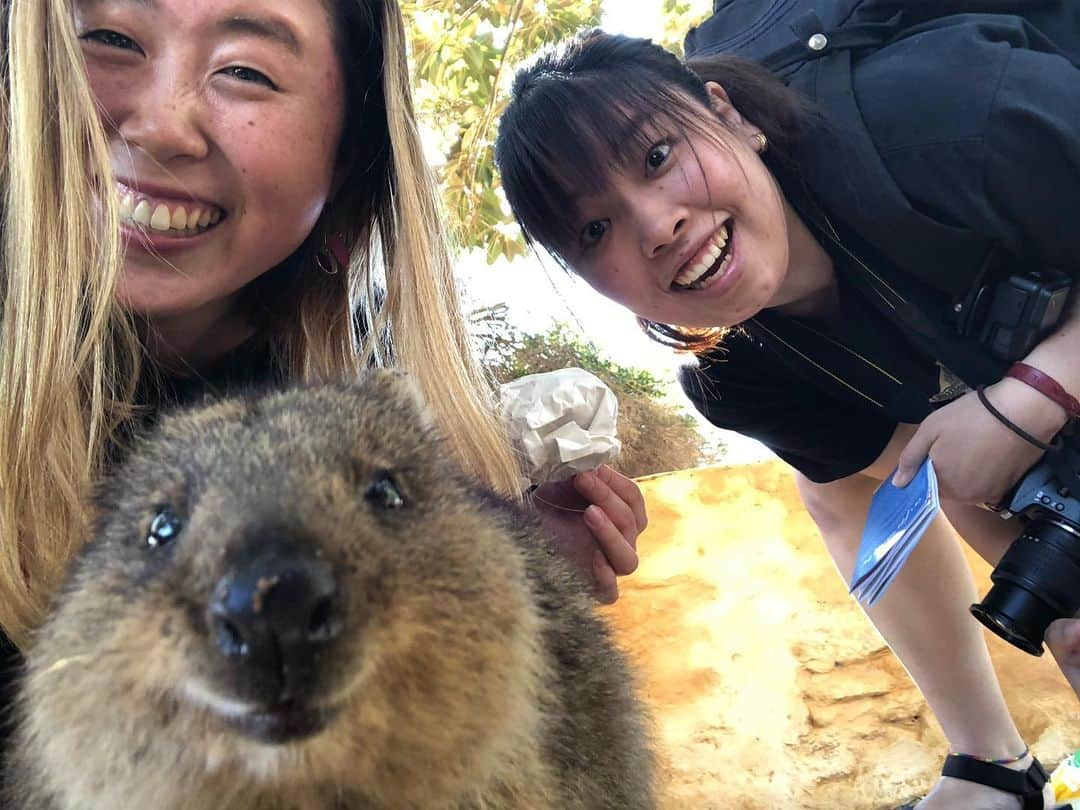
[607,461,1080,810]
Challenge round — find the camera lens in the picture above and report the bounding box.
[970,519,1080,656]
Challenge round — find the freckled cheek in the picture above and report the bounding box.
[234,127,335,206]
[86,74,137,122]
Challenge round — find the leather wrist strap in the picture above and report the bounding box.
[1005,362,1080,421]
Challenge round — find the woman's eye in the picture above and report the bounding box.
[219,66,278,90]
[581,220,609,248]
[646,142,671,171]
[81,29,143,54]
[146,507,183,550]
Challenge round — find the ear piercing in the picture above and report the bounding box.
[753,132,769,153]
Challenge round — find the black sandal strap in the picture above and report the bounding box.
[942,755,1049,810]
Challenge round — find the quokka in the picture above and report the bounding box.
[6,371,655,810]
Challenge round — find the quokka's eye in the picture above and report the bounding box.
[365,472,405,510]
[146,507,183,549]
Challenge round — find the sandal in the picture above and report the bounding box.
[943,753,1051,809]
[894,754,1052,810]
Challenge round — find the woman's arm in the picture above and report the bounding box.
[1009,292,1080,419]
[892,292,1077,505]
[891,40,1080,504]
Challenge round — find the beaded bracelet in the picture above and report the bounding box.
[976,385,1062,453]
[948,746,1029,766]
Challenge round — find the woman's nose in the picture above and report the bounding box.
[638,205,687,258]
[115,73,210,164]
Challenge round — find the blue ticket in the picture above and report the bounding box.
[850,457,939,607]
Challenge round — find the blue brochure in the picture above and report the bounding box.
[850,457,940,607]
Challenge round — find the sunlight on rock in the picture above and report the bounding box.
[605,461,1080,810]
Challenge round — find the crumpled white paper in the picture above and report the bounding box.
[498,367,621,486]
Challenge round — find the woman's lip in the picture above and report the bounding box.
[115,178,223,211]
[121,220,219,255]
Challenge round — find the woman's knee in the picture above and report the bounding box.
[794,471,877,537]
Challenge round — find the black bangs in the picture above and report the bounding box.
[496,53,716,264]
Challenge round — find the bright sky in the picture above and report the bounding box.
[601,0,689,38]
[456,0,770,465]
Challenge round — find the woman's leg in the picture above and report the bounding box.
[939,500,1016,567]
[795,473,1052,809]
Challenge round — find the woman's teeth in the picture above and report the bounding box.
[119,190,222,235]
[673,222,733,289]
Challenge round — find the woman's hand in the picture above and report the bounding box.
[1046,618,1080,699]
[531,465,647,604]
[893,378,1068,505]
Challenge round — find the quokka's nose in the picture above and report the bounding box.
[209,551,342,696]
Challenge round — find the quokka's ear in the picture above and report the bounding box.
[352,368,437,432]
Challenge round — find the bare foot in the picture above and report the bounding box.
[1046,617,1080,699]
[915,752,1055,809]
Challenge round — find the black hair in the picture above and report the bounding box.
[326,0,391,235]
[495,29,817,352]
[243,0,391,334]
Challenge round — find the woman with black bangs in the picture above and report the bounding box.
[496,28,1080,810]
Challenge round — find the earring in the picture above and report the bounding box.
[315,248,339,275]
[314,232,349,275]
[753,132,769,153]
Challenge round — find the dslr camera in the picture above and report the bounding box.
[959,260,1079,655]
[971,436,1080,655]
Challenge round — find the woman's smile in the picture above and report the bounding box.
[671,220,734,290]
[117,181,224,235]
[115,179,226,253]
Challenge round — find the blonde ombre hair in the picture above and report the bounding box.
[0,0,522,649]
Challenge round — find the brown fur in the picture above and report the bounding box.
[5,371,654,809]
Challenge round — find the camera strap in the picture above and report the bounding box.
[797,188,1009,390]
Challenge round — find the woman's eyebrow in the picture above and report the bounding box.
[609,111,661,165]
[78,1,302,58]
[218,15,302,56]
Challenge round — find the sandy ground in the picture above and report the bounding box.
[605,461,1079,810]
